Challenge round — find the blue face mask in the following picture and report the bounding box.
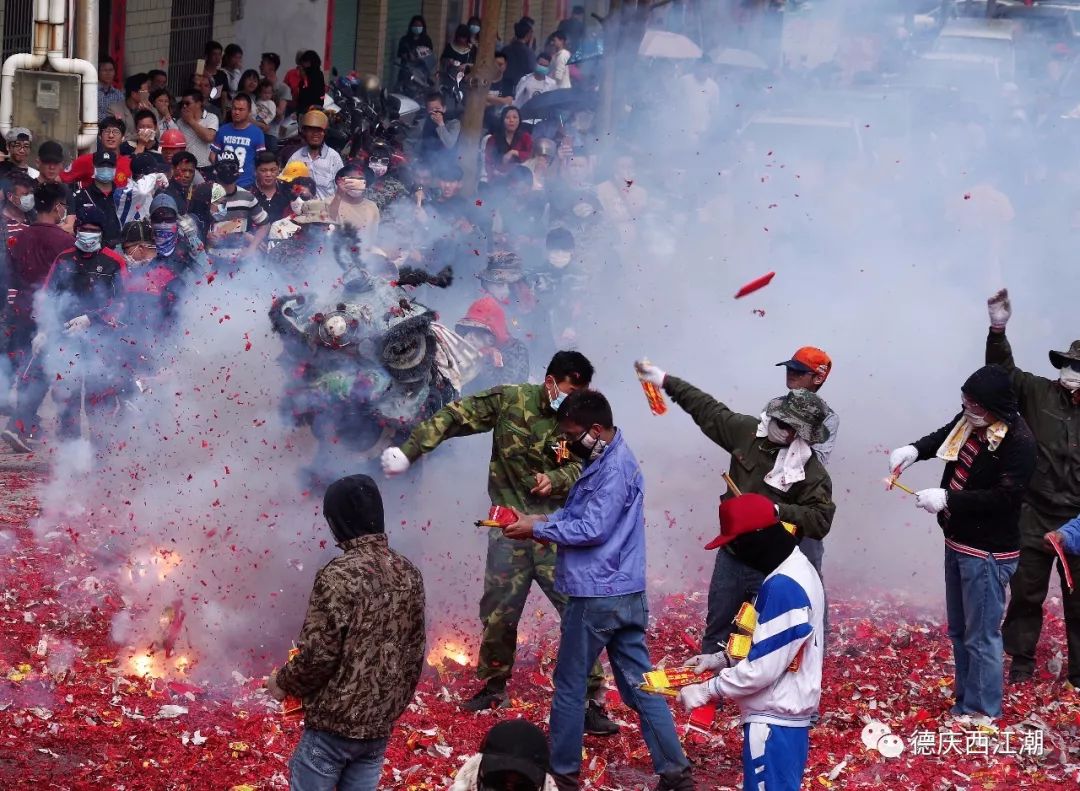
[94,166,116,183]
[547,378,568,411]
[152,221,179,257]
[469,24,481,34]
[75,230,102,253]
[411,25,424,35]
[535,65,550,77]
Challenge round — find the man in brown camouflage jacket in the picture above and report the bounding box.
[380,351,619,736]
[267,474,425,791]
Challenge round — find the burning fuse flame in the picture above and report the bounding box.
[427,640,471,668]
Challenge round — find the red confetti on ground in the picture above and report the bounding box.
[0,470,1077,788]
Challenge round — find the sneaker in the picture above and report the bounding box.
[1,428,34,454]
[461,686,509,712]
[584,699,620,736]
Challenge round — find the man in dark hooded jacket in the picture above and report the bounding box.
[889,365,1035,724]
[266,474,425,791]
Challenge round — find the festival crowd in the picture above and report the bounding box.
[2,6,1079,791]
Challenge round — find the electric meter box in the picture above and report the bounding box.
[12,70,83,160]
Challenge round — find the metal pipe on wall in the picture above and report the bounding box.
[75,0,98,64]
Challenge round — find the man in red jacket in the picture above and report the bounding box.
[60,118,132,189]
[2,183,72,452]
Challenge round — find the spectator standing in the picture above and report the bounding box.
[259,53,292,123]
[266,474,425,791]
[252,151,291,224]
[551,32,572,89]
[2,172,37,251]
[287,110,343,200]
[35,141,65,186]
[211,93,266,189]
[152,88,180,132]
[328,163,379,239]
[109,74,152,143]
[295,51,326,115]
[418,92,461,165]
[148,70,168,92]
[67,150,124,249]
[97,56,123,122]
[0,129,39,179]
[514,54,556,108]
[61,118,132,189]
[503,19,537,91]
[222,44,245,94]
[178,89,219,168]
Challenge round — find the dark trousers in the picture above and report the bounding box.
[702,538,826,655]
[1002,505,1080,684]
[6,317,49,436]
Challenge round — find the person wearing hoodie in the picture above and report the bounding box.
[455,296,530,393]
[889,364,1036,725]
[449,719,558,791]
[266,474,425,791]
[677,494,825,791]
[984,289,1080,687]
[635,360,835,656]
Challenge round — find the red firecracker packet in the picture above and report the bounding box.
[734,271,776,299]
[283,647,303,719]
[1047,532,1075,593]
[475,505,516,528]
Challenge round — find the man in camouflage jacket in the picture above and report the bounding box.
[381,351,619,735]
[267,474,425,791]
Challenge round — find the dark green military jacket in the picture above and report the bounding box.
[400,383,581,514]
[987,330,1080,521]
[664,375,836,540]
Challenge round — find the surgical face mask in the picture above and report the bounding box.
[547,377,569,411]
[535,65,550,77]
[17,194,34,212]
[152,221,179,257]
[469,24,481,34]
[548,250,572,268]
[569,427,607,461]
[211,203,229,221]
[75,230,102,253]
[766,418,795,446]
[1059,365,1080,392]
[964,410,991,428]
[290,197,305,214]
[411,25,424,35]
[369,161,388,177]
[94,166,116,183]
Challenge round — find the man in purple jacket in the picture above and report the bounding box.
[505,390,694,791]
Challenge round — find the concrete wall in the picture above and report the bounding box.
[231,0,327,75]
[124,0,234,76]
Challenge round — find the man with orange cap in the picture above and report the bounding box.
[775,346,838,465]
[678,493,825,791]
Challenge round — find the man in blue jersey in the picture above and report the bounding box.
[678,493,825,791]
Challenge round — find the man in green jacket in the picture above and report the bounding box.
[636,360,836,655]
[380,351,618,735]
[986,289,1080,686]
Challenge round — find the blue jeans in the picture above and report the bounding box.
[944,547,1017,718]
[549,592,690,776]
[742,722,809,791]
[288,728,388,791]
[703,540,826,654]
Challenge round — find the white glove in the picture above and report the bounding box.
[30,332,46,355]
[380,447,411,476]
[987,288,1011,330]
[678,680,716,711]
[63,315,91,335]
[889,445,918,476]
[687,653,732,674]
[634,359,666,387]
[915,488,948,514]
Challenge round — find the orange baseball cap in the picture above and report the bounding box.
[776,346,832,380]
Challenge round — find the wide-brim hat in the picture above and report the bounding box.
[477,251,524,284]
[1049,340,1080,370]
[764,389,830,445]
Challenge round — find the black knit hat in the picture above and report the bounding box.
[322,474,384,543]
[962,364,1019,424]
[479,719,549,789]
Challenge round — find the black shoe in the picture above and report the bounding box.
[1008,665,1033,684]
[461,686,508,712]
[584,699,620,736]
[551,772,580,791]
[655,767,695,791]
[1,428,34,454]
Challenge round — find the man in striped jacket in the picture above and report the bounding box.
[889,364,1036,726]
[678,494,825,791]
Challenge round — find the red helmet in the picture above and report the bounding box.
[160,129,186,150]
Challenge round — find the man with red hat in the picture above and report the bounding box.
[635,359,835,656]
[455,296,530,393]
[677,493,825,791]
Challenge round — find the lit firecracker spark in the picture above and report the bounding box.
[125,548,183,583]
[426,640,470,668]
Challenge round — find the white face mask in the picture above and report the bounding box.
[964,410,991,428]
[766,419,795,446]
[369,161,388,177]
[290,197,305,215]
[547,250,572,268]
[1060,366,1080,392]
[17,194,35,212]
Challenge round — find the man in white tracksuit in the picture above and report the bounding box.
[678,493,825,791]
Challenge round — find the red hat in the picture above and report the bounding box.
[705,494,779,550]
[160,129,187,150]
[776,346,832,381]
[455,295,510,346]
